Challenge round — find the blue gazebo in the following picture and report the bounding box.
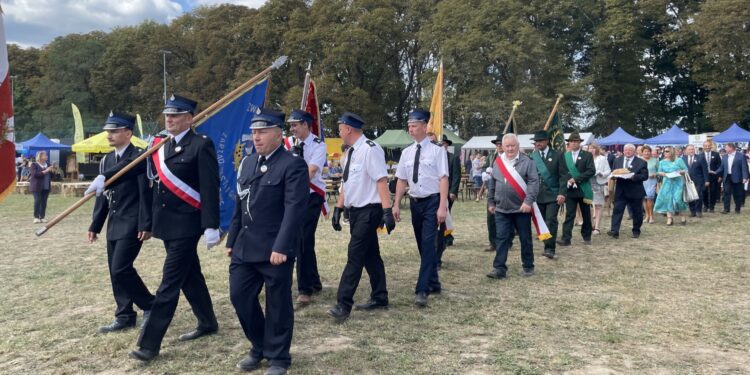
[15,132,71,155]
[643,125,689,145]
[597,127,644,146]
[712,123,750,143]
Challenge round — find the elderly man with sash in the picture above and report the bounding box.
[558,132,595,246]
[486,133,549,279]
[529,130,568,259]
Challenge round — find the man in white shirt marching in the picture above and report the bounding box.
[328,112,395,321]
[286,109,326,306]
[392,109,449,308]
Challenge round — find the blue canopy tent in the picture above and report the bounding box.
[643,125,689,145]
[15,132,71,156]
[712,123,750,143]
[597,127,644,146]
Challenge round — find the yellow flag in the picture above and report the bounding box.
[71,103,85,162]
[136,114,144,138]
[427,61,443,140]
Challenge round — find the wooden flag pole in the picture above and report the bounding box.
[36,56,289,237]
[35,136,170,237]
[502,100,522,134]
[543,94,564,131]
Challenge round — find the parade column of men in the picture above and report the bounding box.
[86,111,154,333]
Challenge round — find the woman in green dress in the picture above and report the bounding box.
[654,146,689,225]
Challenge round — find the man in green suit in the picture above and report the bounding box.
[529,130,568,258]
[558,132,595,246]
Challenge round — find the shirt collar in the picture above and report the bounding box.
[352,134,366,149]
[301,132,316,145]
[415,137,431,148]
[173,128,191,144]
[262,145,283,161]
[115,143,130,157]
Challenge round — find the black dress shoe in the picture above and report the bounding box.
[99,320,135,333]
[429,287,442,295]
[265,365,288,375]
[129,348,159,361]
[521,268,534,277]
[583,239,592,245]
[631,233,640,239]
[542,249,555,259]
[237,355,263,371]
[721,210,729,214]
[354,300,389,311]
[415,292,428,307]
[606,231,619,239]
[486,269,506,279]
[327,304,350,321]
[179,326,218,341]
[556,240,571,246]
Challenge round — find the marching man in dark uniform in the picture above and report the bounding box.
[328,112,395,321]
[226,109,308,375]
[86,111,154,333]
[129,94,220,361]
[286,109,326,306]
[529,130,567,259]
[558,132,596,246]
[393,109,449,307]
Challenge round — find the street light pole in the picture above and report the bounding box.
[8,75,17,142]
[158,50,172,104]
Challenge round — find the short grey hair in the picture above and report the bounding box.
[624,144,636,151]
[502,133,519,145]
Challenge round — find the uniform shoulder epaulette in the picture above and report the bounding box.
[313,137,322,144]
[136,147,144,153]
[201,134,208,139]
[366,140,376,147]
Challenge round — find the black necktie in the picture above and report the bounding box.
[169,138,177,155]
[299,142,305,159]
[689,156,693,166]
[255,155,266,174]
[115,154,120,163]
[413,144,421,183]
[343,148,353,182]
[541,150,546,160]
[626,158,630,168]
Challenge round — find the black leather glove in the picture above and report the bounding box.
[381,207,396,234]
[332,206,343,231]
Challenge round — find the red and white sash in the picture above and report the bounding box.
[152,136,201,209]
[284,136,329,217]
[495,155,551,241]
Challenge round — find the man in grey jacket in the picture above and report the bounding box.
[486,133,540,279]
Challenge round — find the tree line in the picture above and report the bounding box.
[7,0,749,141]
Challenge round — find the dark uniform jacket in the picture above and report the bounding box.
[612,156,649,200]
[226,148,309,263]
[89,143,152,240]
[564,150,596,199]
[447,151,461,196]
[530,148,568,204]
[150,130,220,240]
[682,154,709,187]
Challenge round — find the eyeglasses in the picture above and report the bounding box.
[663,150,671,153]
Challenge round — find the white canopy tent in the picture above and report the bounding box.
[463,132,595,151]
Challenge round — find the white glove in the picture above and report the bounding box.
[85,175,106,196]
[204,228,221,249]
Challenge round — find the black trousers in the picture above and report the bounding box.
[410,195,441,294]
[689,183,705,214]
[336,204,388,311]
[33,190,50,219]
[538,201,559,252]
[561,197,592,242]
[230,258,294,368]
[107,237,154,323]
[296,193,323,295]
[610,196,644,235]
[493,212,534,271]
[723,179,745,212]
[704,174,720,209]
[137,235,217,352]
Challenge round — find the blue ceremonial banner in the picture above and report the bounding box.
[195,77,269,231]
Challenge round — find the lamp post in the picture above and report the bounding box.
[8,75,17,142]
[158,50,172,104]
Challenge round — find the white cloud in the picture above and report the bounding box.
[3,0,184,47]
[191,0,266,8]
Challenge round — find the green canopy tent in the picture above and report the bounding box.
[374,129,466,149]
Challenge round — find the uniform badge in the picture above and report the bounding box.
[260,165,268,173]
[548,158,552,162]
[175,146,182,153]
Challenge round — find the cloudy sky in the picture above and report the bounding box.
[2,0,267,47]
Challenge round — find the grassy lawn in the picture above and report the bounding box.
[0,193,748,374]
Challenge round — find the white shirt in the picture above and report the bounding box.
[172,128,191,144]
[571,150,580,161]
[342,135,388,208]
[299,133,326,194]
[115,144,129,159]
[728,152,735,174]
[395,138,449,198]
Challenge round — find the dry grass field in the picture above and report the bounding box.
[0,193,748,374]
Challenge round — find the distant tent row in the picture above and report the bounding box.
[15,131,149,156]
[594,123,750,146]
[373,129,466,149]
